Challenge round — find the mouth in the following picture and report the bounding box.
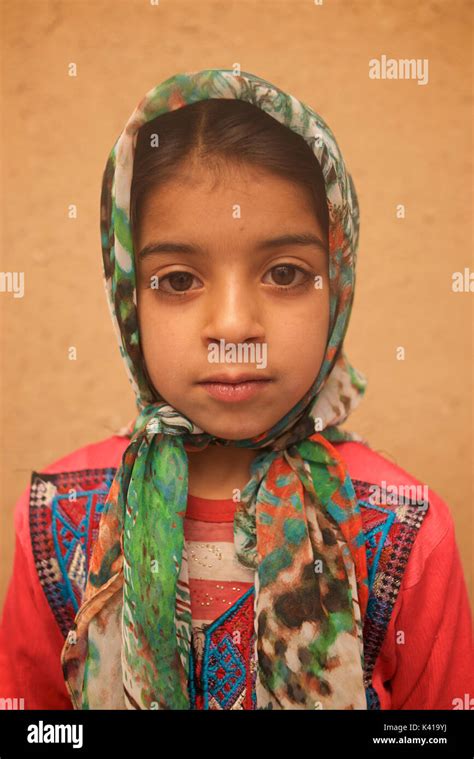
[197,373,273,403]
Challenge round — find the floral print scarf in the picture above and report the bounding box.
[61,68,370,710]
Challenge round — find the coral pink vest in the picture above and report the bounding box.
[1,434,472,710]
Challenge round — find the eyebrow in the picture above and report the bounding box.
[137,232,328,261]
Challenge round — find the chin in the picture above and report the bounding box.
[196,419,273,442]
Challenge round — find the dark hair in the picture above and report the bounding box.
[130,98,329,253]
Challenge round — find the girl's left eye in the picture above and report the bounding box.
[263,264,312,290]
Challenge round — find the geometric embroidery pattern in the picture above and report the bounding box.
[28,468,430,709]
[29,468,117,638]
[188,586,257,710]
[353,479,430,710]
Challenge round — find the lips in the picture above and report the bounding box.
[197,374,273,402]
[198,372,271,384]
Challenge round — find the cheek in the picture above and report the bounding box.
[138,298,196,381]
[270,292,329,352]
[271,294,329,388]
[283,329,327,383]
[138,296,169,345]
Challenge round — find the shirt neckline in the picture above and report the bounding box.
[186,492,237,522]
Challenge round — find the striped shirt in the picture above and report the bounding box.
[183,493,254,627]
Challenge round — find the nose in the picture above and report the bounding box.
[201,275,265,348]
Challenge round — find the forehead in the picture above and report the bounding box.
[137,162,322,239]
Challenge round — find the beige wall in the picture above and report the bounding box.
[1,0,472,611]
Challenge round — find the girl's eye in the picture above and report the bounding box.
[263,264,312,290]
[155,271,202,295]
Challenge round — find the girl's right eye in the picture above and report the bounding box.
[153,271,202,296]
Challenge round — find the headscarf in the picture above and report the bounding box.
[61,68,370,710]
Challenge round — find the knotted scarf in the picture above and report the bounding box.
[61,68,370,710]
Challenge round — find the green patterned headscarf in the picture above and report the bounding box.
[61,69,370,710]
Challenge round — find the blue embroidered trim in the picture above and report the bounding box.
[201,586,254,710]
[358,500,396,590]
[51,487,109,612]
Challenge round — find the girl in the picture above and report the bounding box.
[0,68,472,711]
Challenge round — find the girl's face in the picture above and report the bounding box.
[135,161,330,441]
